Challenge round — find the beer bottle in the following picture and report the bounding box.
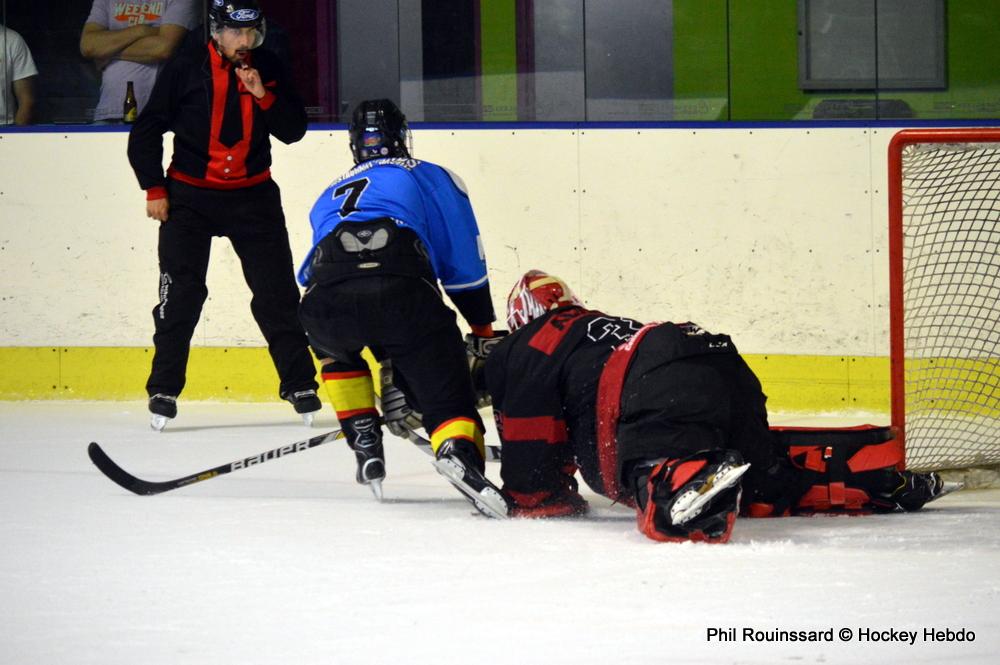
[123,81,138,123]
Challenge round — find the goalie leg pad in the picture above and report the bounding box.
[766,426,953,514]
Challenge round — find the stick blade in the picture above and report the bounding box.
[87,441,163,495]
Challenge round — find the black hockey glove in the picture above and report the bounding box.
[378,360,423,438]
[465,330,509,408]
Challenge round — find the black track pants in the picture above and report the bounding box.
[145,179,317,397]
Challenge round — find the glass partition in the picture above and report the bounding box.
[1,0,997,127]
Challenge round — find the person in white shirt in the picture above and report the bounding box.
[0,24,38,125]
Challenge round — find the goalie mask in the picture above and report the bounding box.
[349,99,411,164]
[506,270,584,330]
[210,0,267,49]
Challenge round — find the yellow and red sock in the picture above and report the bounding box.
[430,417,485,458]
[322,367,377,421]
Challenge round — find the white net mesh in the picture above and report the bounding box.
[898,141,1000,472]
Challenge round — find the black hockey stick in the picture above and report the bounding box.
[87,429,343,496]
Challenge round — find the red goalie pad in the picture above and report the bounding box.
[752,425,906,515]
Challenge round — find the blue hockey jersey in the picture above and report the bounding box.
[298,157,488,297]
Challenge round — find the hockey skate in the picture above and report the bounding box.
[342,413,386,500]
[283,389,322,427]
[433,438,510,519]
[870,469,963,512]
[632,450,750,543]
[148,394,177,432]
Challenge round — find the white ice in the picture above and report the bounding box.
[1,401,998,664]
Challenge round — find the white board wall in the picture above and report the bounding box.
[0,126,896,355]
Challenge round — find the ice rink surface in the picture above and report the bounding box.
[1,401,998,665]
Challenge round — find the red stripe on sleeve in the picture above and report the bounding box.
[500,415,567,444]
[255,90,276,111]
[324,370,372,380]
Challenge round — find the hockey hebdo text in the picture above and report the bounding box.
[705,626,975,645]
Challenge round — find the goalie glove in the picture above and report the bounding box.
[465,330,509,408]
[378,360,423,438]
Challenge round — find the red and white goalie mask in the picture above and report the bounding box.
[506,270,584,330]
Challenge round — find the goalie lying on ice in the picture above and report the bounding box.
[481,270,952,543]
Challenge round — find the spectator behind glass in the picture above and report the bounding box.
[1,23,38,125]
[79,0,197,123]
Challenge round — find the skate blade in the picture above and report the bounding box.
[301,412,315,427]
[150,414,170,432]
[670,462,751,526]
[432,457,509,519]
[929,480,964,503]
[368,478,384,502]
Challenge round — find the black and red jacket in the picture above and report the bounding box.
[485,306,774,502]
[485,306,644,498]
[127,41,307,199]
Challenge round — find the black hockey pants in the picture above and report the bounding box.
[616,349,777,476]
[145,179,317,398]
[298,274,484,436]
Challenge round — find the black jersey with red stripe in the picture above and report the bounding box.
[484,306,644,496]
[128,42,307,194]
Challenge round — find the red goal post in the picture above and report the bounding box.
[888,128,1000,474]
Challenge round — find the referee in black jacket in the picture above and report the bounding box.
[127,0,319,431]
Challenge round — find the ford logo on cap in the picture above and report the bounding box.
[231,9,260,22]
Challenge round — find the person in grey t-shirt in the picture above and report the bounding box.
[80,0,197,122]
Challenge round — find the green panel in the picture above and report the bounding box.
[902,0,1000,119]
[480,0,518,121]
[672,0,730,120]
[728,0,819,120]
[724,0,1000,120]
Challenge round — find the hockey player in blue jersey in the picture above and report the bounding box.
[297,99,509,517]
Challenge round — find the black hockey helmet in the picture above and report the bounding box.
[209,0,266,48]
[349,99,411,164]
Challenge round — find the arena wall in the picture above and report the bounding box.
[0,126,900,410]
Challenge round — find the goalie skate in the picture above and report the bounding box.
[667,455,751,526]
[873,470,964,512]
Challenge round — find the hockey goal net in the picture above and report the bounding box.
[888,128,1000,476]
